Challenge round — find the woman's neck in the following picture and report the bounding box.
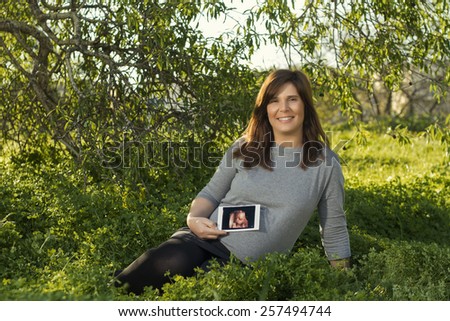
[274,135,303,148]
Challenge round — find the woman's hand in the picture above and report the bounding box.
[329,258,351,269]
[187,216,228,240]
[186,197,228,240]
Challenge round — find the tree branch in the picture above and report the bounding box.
[0,35,32,77]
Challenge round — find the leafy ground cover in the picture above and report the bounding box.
[0,124,448,300]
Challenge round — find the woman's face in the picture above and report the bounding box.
[267,82,305,146]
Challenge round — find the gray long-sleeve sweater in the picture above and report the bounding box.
[197,141,351,263]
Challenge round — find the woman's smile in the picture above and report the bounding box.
[276,116,295,122]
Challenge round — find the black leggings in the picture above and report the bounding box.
[115,236,228,294]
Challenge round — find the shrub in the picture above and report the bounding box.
[1,126,448,300]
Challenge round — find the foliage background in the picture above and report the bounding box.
[1,0,449,300]
[1,122,449,300]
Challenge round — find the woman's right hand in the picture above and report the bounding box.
[187,197,228,240]
[187,216,228,240]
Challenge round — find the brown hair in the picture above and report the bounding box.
[233,69,328,170]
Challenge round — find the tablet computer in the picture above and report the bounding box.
[217,204,260,232]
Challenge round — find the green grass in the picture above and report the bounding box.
[0,125,449,300]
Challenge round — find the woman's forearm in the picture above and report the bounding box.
[187,197,216,220]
